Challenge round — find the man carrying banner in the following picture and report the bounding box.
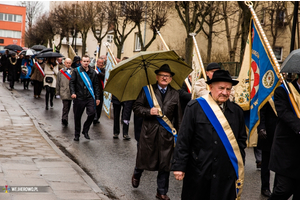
[172,70,247,200]
[268,75,300,199]
[69,55,100,141]
[56,58,73,126]
[132,64,182,200]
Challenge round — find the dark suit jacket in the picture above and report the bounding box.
[269,79,300,179]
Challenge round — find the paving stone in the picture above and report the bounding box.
[4,170,41,178]
[49,182,91,191]
[6,178,48,186]
[55,191,100,200]
[11,194,58,200]
[39,167,77,175]
[42,174,84,182]
[0,193,11,200]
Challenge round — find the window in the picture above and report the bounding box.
[134,33,141,51]
[260,10,265,25]
[0,29,21,39]
[0,13,22,23]
[107,34,113,43]
[274,47,283,62]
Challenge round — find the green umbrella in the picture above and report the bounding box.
[104,50,193,102]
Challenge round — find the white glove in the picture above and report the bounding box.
[56,95,60,99]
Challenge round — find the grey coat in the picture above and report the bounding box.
[56,67,73,100]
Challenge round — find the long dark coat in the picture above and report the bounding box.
[7,57,21,81]
[257,101,277,152]
[133,84,182,171]
[269,79,300,179]
[171,98,247,200]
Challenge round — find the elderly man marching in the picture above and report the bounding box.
[132,64,182,200]
[172,70,247,200]
[56,58,73,126]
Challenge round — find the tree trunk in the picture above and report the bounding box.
[185,36,194,67]
[81,32,88,57]
[206,25,213,63]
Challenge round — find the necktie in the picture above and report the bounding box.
[161,88,166,94]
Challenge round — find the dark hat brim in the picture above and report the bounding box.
[206,78,239,86]
[155,69,175,76]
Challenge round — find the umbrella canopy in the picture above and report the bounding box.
[31,44,47,51]
[19,49,36,56]
[280,49,300,73]
[4,44,23,51]
[104,50,193,102]
[40,48,53,53]
[36,51,64,58]
[0,49,16,55]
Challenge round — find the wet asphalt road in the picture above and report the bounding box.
[3,79,277,200]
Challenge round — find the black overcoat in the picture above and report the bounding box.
[257,102,277,152]
[269,79,300,179]
[7,57,21,81]
[171,98,247,200]
[133,84,182,171]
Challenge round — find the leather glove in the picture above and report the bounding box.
[258,129,267,139]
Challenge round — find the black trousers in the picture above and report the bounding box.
[113,103,123,135]
[134,168,170,195]
[22,78,30,89]
[33,80,43,95]
[45,85,55,107]
[62,100,72,121]
[73,98,95,137]
[269,173,300,200]
[94,95,103,121]
[261,150,271,191]
[3,70,7,82]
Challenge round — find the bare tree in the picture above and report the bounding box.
[202,1,225,63]
[175,1,211,66]
[108,2,137,59]
[221,1,242,61]
[264,1,292,49]
[91,2,109,58]
[127,1,171,51]
[20,1,43,29]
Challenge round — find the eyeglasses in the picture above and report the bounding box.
[157,74,172,78]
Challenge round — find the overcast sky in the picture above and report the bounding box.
[0,1,50,12]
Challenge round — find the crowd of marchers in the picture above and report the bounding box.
[0,49,299,200]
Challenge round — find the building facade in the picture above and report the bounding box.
[0,4,26,50]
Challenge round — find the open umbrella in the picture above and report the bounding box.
[19,49,36,56]
[104,50,193,102]
[280,49,300,73]
[36,51,63,58]
[31,44,47,51]
[4,44,23,51]
[0,49,16,55]
[39,48,53,53]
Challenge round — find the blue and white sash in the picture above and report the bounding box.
[143,85,177,143]
[197,94,244,199]
[77,67,95,100]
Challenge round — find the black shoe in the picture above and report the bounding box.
[93,120,100,124]
[82,132,90,139]
[123,135,131,140]
[132,174,140,188]
[257,162,261,169]
[74,136,79,141]
[113,134,119,139]
[45,106,48,110]
[261,189,271,197]
[50,101,53,107]
[62,119,68,126]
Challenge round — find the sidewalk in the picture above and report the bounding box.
[0,82,109,200]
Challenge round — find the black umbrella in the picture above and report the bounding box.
[40,48,53,53]
[31,44,47,51]
[4,44,23,51]
[0,49,16,55]
[280,49,300,73]
[36,51,64,58]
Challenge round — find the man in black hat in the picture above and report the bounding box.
[172,70,247,200]
[132,64,182,200]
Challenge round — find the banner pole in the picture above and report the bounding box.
[245,1,300,117]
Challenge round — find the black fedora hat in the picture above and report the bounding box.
[155,64,175,76]
[206,62,221,71]
[206,70,239,86]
